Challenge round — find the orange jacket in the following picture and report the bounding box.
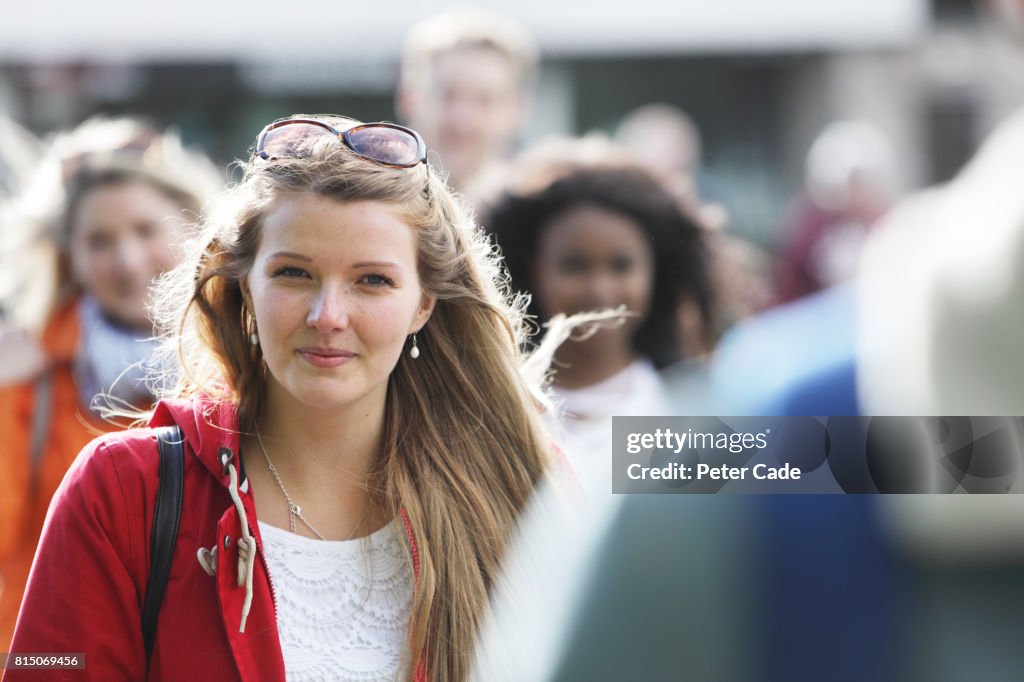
[0,298,121,649]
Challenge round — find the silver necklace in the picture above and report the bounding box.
[254,426,365,542]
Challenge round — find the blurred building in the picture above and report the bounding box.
[1,0,1021,244]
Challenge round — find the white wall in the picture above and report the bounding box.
[1,0,929,61]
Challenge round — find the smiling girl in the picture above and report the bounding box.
[484,140,713,497]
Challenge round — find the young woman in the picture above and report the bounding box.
[6,115,554,682]
[0,117,220,649]
[483,140,713,497]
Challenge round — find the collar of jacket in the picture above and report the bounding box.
[150,396,243,485]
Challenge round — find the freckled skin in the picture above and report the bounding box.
[243,195,435,414]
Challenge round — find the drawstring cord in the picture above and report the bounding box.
[222,449,256,634]
[196,546,217,576]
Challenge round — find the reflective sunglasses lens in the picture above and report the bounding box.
[347,126,422,167]
[260,122,334,160]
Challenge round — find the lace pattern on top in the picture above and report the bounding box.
[259,517,414,681]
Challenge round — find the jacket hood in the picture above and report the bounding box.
[149,396,242,487]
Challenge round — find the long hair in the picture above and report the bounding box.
[149,115,553,681]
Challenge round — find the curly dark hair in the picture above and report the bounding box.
[484,161,713,368]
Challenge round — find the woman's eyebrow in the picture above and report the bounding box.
[351,260,402,269]
[266,253,404,270]
[268,251,312,262]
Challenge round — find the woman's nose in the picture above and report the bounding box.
[111,237,149,278]
[582,272,620,309]
[306,287,351,333]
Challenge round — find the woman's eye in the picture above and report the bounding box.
[610,256,635,274]
[136,222,157,240]
[557,255,588,274]
[87,234,115,252]
[361,273,395,286]
[273,266,309,278]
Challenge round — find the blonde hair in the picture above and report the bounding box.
[149,115,553,681]
[0,116,222,332]
[401,8,539,92]
[0,115,40,200]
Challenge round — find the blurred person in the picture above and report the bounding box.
[615,102,729,230]
[397,8,537,197]
[484,138,713,498]
[858,2,1024,677]
[472,481,760,682]
[615,104,774,362]
[693,279,902,682]
[776,119,897,303]
[699,123,900,678]
[472,479,903,682]
[859,117,1024,414]
[0,117,221,648]
[681,121,911,681]
[708,282,861,417]
[6,114,561,681]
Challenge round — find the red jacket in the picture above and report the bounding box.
[4,397,425,681]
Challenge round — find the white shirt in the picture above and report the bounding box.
[549,358,673,500]
[258,517,414,682]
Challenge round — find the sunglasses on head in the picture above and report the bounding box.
[254,117,428,169]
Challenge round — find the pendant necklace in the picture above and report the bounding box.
[254,426,366,541]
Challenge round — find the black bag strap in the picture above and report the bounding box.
[142,425,185,666]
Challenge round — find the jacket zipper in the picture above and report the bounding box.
[233,443,280,622]
[255,531,279,621]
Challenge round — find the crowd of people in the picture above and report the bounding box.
[1,4,1023,681]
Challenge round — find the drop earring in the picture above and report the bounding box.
[244,301,259,347]
[409,334,420,359]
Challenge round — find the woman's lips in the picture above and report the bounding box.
[296,347,356,368]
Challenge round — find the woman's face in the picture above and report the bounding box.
[532,204,655,350]
[244,194,435,413]
[69,180,187,330]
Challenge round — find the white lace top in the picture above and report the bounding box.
[258,517,414,682]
